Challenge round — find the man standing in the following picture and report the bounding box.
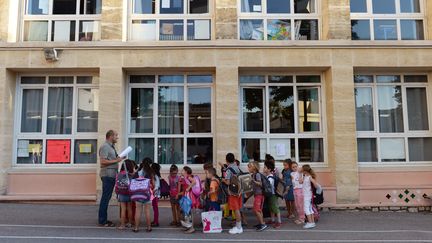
[98,130,124,227]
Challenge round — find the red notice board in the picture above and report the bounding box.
[46,140,71,163]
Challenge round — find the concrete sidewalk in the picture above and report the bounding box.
[0,203,431,242]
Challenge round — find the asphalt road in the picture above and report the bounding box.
[0,203,431,243]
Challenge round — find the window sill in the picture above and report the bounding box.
[358,163,432,172]
[8,167,97,174]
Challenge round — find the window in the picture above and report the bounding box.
[15,75,99,165]
[354,74,432,163]
[240,74,324,163]
[23,0,101,42]
[128,74,213,165]
[239,0,319,40]
[350,0,425,40]
[130,0,211,41]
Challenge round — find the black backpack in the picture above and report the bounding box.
[312,184,324,205]
[258,173,273,198]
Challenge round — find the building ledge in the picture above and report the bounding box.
[0,194,97,202]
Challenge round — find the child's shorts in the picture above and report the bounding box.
[228,195,242,211]
[117,194,131,203]
[253,194,264,212]
[269,195,280,214]
[208,201,221,211]
[170,196,179,204]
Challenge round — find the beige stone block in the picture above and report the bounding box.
[427,0,432,40]
[0,0,9,42]
[215,23,237,40]
[216,8,237,23]
[101,0,123,41]
[331,50,353,66]
[321,0,351,40]
[216,0,237,8]
[216,50,239,66]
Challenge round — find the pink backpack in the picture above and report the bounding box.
[185,175,203,197]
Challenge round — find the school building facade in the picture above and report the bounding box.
[0,0,431,208]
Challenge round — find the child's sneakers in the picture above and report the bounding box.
[256,224,269,232]
[303,222,316,229]
[273,222,282,229]
[228,226,243,234]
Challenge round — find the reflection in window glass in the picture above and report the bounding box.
[158,87,184,134]
[129,138,154,163]
[134,0,155,13]
[380,138,405,162]
[53,0,77,14]
[131,88,154,133]
[269,86,294,133]
[21,89,44,133]
[372,0,395,13]
[408,138,432,161]
[187,138,213,164]
[299,138,323,162]
[49,76,74,84]
[374,20,397,40]
[355,88,374,131]
[351,20,370,40]
[52,21,76,41]
[400,20,424,40]
[295,0,315,13]
[160,0,184,14]
[47,87,73,134]
[77,76,96,84]
[269,76,293,83]
[17,139,43,164]
[357,138,378,162]
[377,86,404,133]
[189,0,209,13]
[407,88,428,131]
[243,88,264,132]
[350,0,367,13]
[189,88,211,133]
[187,75,213,83]
[131,20,157,41]
[400,0,420,13]
[376,75,400,83]
[404,75,428,83]
[267,0,290,13]
[297,75,320,83]
[24,21,48,41]
[21,77,46,84]
[241,0,262,12]
[159,75,184,83]
[27,0,49,14]
[79,20,100,41]
[187,20,211,40]
[241,139,267,163]
[240,20,264,40]
[267,19,291,40]
[239,75,265,83]
[77,89,99,132]
[158,138,184,164]
[160,20,184,40]
[80,0,102,14]
[354,75,373,83]
[74,139,97,164]
[298,88,320,132]
[295,20,318,40]
[130,75,155,83]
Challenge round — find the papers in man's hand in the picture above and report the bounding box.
[119,146,133,158]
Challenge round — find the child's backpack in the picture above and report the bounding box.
[312,184,324,205]
[115,171,130,195]
[214,178,228,205]
[186,175,203,197]
[169,175,179,197]
[160,178,170,199]
[259,173,273,198]
[129,177,151,201]
[227,167,242,196]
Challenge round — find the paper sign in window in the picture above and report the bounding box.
[54,21,70,42]
[132,22,156,40]
[194,20,210,40]
[28,144,41,154]
[79,144,92,153]
[253,5,262,12]
[17,140,30,158]
[162,0,170,8]
[46,140,71,163]
[161,23,174,35]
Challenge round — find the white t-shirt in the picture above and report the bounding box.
[267,175,275,195]
[291,171,303,189]
[302,175,313,199]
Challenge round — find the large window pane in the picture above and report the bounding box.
[52,21,76,41]
[160,0,184,14]
[134,0,155,13]
[372,0,395,13]
[267,19,291,40]
[47,87,73,134]
[299,138,323,162]
[357,138,378,162]
[407,88,428,131]
[351,20,371,40]
[189,88,211,133]
[160,20,184,40]
[355,88,374,131]
[187,20,211,40]
[21,89,43,133]
[17,139,43,164]
[158,138,184,164]
[53,0,77,14]
[243,88,264,132]
[131,20,157,41]
[240,20,264,40]
[79,21,100,41]
[241,0,262,12]
[129,138,154,163]
[187,138,213,164]
[298,87,320,132]
[267,0,290,13]
[294,20,319,40]
[408,138,432,161]
[24,21,48,41]
[80,0,102,14]
[295,0,315,13]
[269,86,294,133]
[377,86,403,133]
[380,138,405,162]
[131,88,154,133]
[350,0,367,13]
[74,139,97,164]
[374,20,397,40]
[189,0,208,13]
[77,89,99,133]
[400,0,420,13]
[27,0,49,14]
[241,138,267,163]
[269,138,293,161]
[158,87,184,134]
[401,20,424,40]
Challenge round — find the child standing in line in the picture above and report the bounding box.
[179,166,199,234]
[282,159,295,219]
[151,163,161,227]
[133,158,155,233]
[291,162,305,225]
[300,164,319,229]
[223,153,243,235]
[203,162,214,212]
[207,167,221,211]
[117,159,136,230]
[248,161,268,232]
[169,164,181,226]
[264,160,282,229]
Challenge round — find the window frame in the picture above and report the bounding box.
[239,73,326,165]
[237,0,321,41]
[350,0,426,40]
[354,73,432,166]
[126,73,215,167]
[13,74,99,167]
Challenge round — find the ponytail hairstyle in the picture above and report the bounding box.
[139,157,154,177]
[151,162,161,178]
[248,161,260,173]
[123,159,136,174]
[302,164,316,179]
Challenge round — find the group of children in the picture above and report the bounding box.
[115,152,321,234]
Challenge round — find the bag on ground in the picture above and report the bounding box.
[201,211,223,233]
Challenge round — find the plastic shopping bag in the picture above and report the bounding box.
[201,211,223,233]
